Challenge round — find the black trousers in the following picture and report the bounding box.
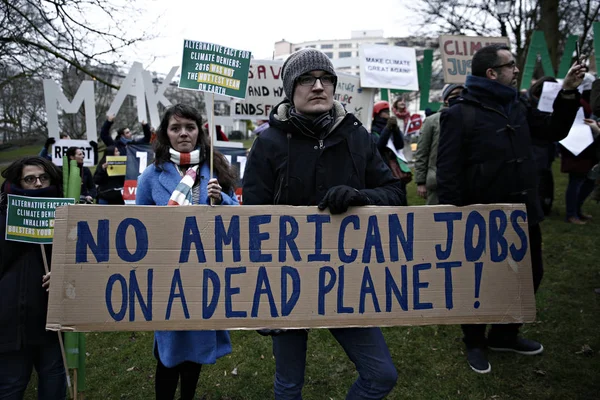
[462,223,544,348]
[155,349,202,400]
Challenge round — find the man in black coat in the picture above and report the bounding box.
[437,44,586,374]
[243,48,403,400]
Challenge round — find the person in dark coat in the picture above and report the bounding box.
[93,145,125,205]
[243,48,402,400]
[437,44,585,374]
[99,114,151,156]
[65,146,96,203]
[0,156,67,398]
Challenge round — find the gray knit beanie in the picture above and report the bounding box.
[282,48,337,103]
[442,83,465,101]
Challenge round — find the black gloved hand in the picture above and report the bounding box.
[44,137,56,150]
[317,185,370,214]
[89,140,98,150]
[257,329,285,337]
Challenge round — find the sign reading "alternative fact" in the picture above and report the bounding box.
[47,204,536,332]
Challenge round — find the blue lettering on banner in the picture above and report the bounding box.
[489,210,508,262]
[318,266,336,315]
[307,214,331,262]
[251,266,278,317]
[202,269,220,319]
[464,211,486,261]
[128,269,153,321]
[179,216,206,263]
[166,269,189,320]
[116,218,148,262]
[362,216,384,264]
[337,266,354,314]
[388,213,414,262]
[436,261,462,310]
[76,220,109,263]
[385,265,408,312]
[509,210,528,261]
[249,215,272,262]
[279,216,301,262]
[281,266,301,316]
[105,273,127,321]
[434,212,462,260]
[359,266,381,313]
[215,216,241,262]
[225,267,247,318]
[413,263,433,310]
[338,215,359,263]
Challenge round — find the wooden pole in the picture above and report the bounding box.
[40,244,74,399]
[209,93,215,205]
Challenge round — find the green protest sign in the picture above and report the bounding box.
[179,40,252,99]
[6,195,75,244]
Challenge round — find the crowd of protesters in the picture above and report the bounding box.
[0,44,595,399]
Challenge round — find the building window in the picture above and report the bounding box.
[339,43,352,48]
[339,51,352,58]
[376,42,388,45]
[324,52,334,58]
[307,45,316,48]
[321,44,333,49]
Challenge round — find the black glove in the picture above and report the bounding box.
[257,329,285,336]
[44,137,56,150]
[317,185,370,214]
[89,141,98,164]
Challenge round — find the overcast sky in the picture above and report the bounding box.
[130,0,418,74]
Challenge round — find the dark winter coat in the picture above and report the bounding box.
[437,75,580,225]
[243,100,405,207]
[93,165,125,204]
[99,120,151,156]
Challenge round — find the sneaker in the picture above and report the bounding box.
[466,347,491,374]
[488,337,544,355]
[578,213,593,221]
[566,217,587,225]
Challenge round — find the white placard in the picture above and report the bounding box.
[359,45,419,90]
[51,139,95,167]
[537,81,563,113]
[559,108,594,156]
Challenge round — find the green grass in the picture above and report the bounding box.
[11,148,600,399]
[0,144,42,164]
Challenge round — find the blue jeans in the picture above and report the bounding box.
[0,335,66,400]
[565,172,595,218]
[272,328,397,400]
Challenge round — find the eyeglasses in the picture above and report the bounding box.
[297,75,336,87]
[491,60,517,70]
[21,174,50,185]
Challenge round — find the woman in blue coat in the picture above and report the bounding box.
[136,104,238,400]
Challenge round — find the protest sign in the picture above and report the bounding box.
[537,81,563,113]
[6,195,75,244]
[230,60,375,128]
[559,108,594,156]
[439,35,510,84]
[179,40,252,98]
[47,204,536,332]
[106,156,127,177]
[51,139,95,167]
[359,45,418,91]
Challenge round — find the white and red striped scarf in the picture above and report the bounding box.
[167,148,203,206]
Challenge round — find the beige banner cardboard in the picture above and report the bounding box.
[47,204,535,332]
[439,35,511,84]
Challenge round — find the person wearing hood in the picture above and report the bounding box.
[243,48,402,399]
[414,83,463,205]
[437,44,585,374]
[99,114,152,156]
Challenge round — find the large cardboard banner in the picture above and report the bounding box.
[47,204,535,332]
[439,35,511,84]
[230,60,375,128]
[359,45,419,91]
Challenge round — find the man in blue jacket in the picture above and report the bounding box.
[437,44,586,374]
[243,48,403,400]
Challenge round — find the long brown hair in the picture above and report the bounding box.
[153,104,237,193]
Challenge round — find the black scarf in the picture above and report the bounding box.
[0,181,61,212]
[288,107,335,139]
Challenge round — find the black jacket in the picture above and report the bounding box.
[93,165,125,204]
[243,101,405,206]
[100,120,151,156]
[0,213,55,353]
[437,76,580,225]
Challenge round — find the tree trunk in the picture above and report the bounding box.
[539,0,560,73]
